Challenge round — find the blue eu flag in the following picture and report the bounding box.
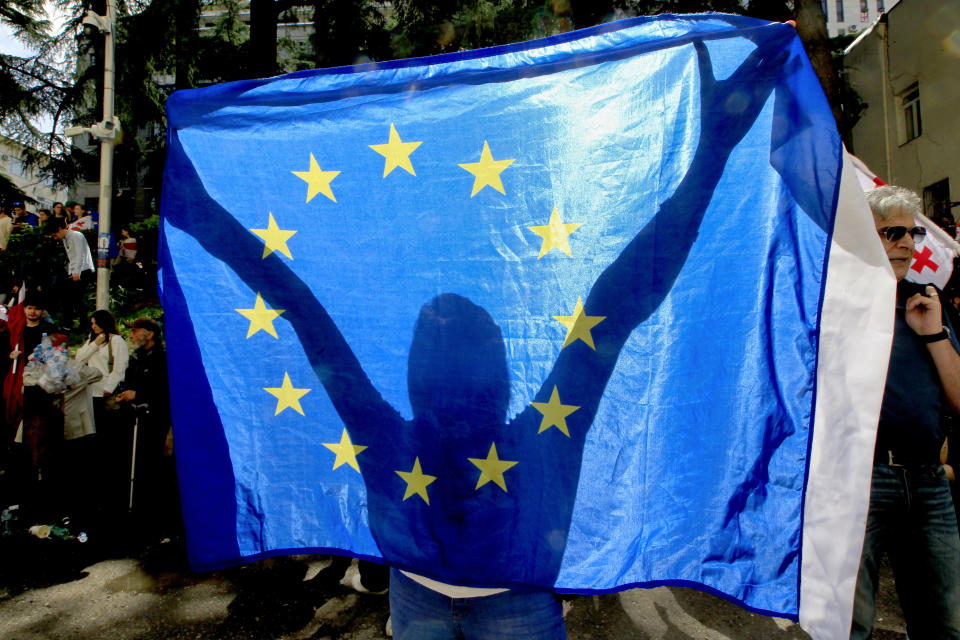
[160,13,847,623]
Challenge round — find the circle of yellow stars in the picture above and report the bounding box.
[230,122,608,506]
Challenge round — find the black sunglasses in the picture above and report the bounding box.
[878,225,926,244]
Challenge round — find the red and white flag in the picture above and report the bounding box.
[850,154,959,289]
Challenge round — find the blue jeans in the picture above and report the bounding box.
[850,464,960,639]
[389,569,566,640]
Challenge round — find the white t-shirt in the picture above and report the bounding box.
[400,570,509,598]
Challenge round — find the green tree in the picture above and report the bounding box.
[82,0,253,219]
[793,0,843,132]
[0,0,52,139]
[198,0,250,81]
[387,0,749,61]
[310,0,389,68]
[0,0,93,186]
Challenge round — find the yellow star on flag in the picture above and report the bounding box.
[264,372,311,416]
[251,213,296,260]
[458,141,515,197]
[527,206,583,259]
[235,293,285,339]
[468,442,518,492]
[553,297,606,350]
[369,123,422,177]
[530,386,581,437]
[395,457,436,505]
[322,428,368,472]
[292,153,340,202]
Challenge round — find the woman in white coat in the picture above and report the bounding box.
[74,309,130,516]
[75,310,129,405]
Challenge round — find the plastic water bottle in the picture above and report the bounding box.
[41,333,53,362]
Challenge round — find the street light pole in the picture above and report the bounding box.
[65,0,120,311]
[94,0,117,311]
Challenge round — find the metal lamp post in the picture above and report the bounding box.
[64,0,120,311]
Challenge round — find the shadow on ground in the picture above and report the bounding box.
[0,537,906,640]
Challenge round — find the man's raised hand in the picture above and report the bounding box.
[906,285,944,336]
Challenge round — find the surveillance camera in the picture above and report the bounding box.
[81,10,110,33]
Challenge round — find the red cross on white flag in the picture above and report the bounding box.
[850,154,958,289]
[907,227,956,289]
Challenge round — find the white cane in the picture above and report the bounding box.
[128,412,138,511]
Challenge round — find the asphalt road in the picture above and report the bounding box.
[0,533,907,640]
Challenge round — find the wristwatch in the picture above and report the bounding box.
[920,326,951,343]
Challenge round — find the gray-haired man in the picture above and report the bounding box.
[851,185,960,639]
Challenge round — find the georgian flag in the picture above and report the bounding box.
[850,154,959,289]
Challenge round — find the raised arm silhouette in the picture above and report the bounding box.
[164,31,790,587]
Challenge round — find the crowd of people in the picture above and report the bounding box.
[0,200,144,326]
[0,198,175,546]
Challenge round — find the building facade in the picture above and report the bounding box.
[0,136,69,210]
[823,0,900,37]
[844,0,959,226]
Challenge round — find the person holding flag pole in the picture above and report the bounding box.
[850,183,960,639]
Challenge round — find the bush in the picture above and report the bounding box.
[0,225,67,302]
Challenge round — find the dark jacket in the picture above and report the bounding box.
[125,342,170,425]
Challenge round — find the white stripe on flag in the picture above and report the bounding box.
[848,153,886,191]
[799,148,895,639]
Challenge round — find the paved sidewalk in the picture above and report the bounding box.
[0,536,906,639]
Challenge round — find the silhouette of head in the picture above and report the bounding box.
[408,294,509,426]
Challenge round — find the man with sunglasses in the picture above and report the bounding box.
[850,186,960,639]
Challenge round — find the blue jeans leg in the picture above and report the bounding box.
[850,464,960,640]
[389,569,566,640]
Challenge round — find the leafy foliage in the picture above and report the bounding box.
[0,0,98,185]
[1,225,65,288]
[309,0,390,67]
[3,0,840,224]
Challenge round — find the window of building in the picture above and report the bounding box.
[821,0,828,16]
[860,0,868,11]
[923,179,953,236]
[902,84,922,142]
[8,157,25,177]
[836,0,845,21]
[877,0,884,12]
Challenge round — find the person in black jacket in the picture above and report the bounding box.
[116,317,174,535]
